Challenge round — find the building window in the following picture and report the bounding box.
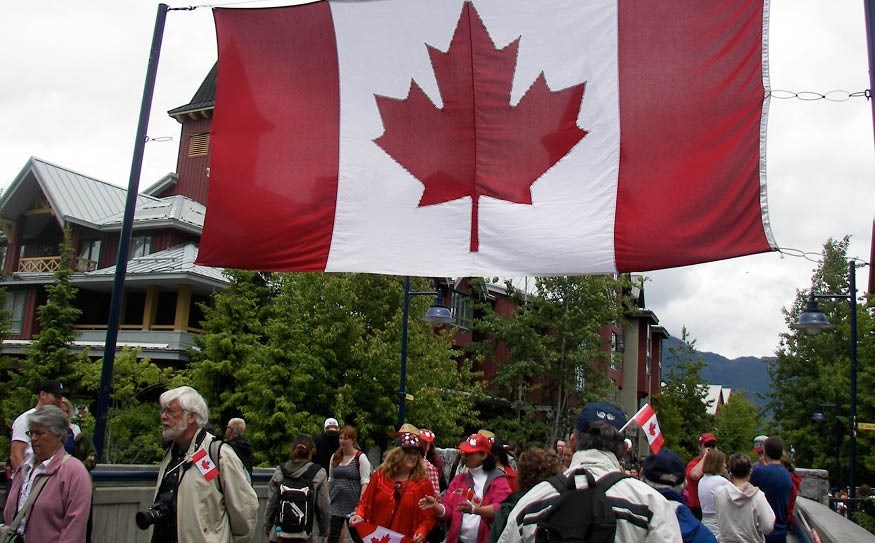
[188,132,210,157]
[130,236,152,259]
[645,326,652,377]
[78,239,101,264]
[451,291,472,330]
[3,290,26,334]
[610,331,621,370]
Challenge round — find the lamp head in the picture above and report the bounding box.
[791,299,834,335]
[422,296,455,326]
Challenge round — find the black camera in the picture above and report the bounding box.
[136,487,175,531]
[136,501,171,530]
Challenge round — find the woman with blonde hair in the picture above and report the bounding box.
[350,432,435,543]
[329,426,371,543]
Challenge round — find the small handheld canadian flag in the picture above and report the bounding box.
[351,521,411,543]
[625,403,664,454]
[191,448,220,481]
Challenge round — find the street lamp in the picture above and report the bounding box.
[398,276,455,429]
[791,259,860,500]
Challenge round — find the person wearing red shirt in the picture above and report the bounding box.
[350,432,435,543]
[684,433,717,520]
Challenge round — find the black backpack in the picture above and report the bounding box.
[535,468,628,543]
[276,463,322,540]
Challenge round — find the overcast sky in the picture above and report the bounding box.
[1,1,872,360]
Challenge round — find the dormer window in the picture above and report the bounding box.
[130,236,152,259]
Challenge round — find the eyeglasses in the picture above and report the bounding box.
[26,430,48,438]
[160,407,183,416]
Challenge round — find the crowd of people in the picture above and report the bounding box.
[0,381,861,543]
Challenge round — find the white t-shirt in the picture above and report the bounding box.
[459,466,487,543]
[698,473,731,515]
[10,407,37,467]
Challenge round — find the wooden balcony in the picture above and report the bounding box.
[17,256,98,273]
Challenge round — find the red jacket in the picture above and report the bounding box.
[355,469,436,540]
[3,447,92,543]
[441,468,512,543]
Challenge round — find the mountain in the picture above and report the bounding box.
[661,337,772,412]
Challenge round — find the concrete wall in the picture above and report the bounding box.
[1,465,277,543]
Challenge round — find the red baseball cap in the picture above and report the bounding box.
[458,433,491,454]
[420,429,435,443]
[698,433,717,446]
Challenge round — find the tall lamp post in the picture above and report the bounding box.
[811,388,841,488]
[398,276,455,429]
[792,259,860,500]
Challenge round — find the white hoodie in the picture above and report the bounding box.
[714,481,775,543]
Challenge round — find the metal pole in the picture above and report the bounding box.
[93,3,169,461]
[848,259,858,500]
[835,388,841,490]
[864,0,875,149]
[397,276,411,430]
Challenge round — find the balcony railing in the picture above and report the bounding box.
[17,256,98,273]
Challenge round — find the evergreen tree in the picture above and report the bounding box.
[653,327,709,460]
[769,237,874,488]
[3,226,88,425]
[24,226,86,384]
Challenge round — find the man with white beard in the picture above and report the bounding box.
[147,386,258,543]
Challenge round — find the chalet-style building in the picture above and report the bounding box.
[1,65,667,439]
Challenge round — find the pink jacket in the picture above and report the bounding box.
[441,469,511,543]
[3,446,92,543]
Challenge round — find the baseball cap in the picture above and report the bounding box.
[39,379,65,396]
[458,433,492,454]
[642,449,685,486]
[477,429,496,440]
[419,429,435,443]
[698,433,718,446]
[323,417,339,430]
[576,402,627,432]
[753,435,768,453]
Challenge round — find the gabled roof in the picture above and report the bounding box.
[167,63,217,121]
[0,157,158,226]
[0,157,203,233]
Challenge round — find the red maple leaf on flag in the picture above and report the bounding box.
[374,2,587,252]
[201,459,211,470]
[371,534,391,543]
[648,421,657,437]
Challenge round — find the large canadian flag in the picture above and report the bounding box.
[198,0,774,276]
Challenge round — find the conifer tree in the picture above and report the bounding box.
[653,327,709,460]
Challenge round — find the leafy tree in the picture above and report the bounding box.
[471,275,629,446]
[714,389,761,456]
[769,237,874,490]
[653,327,709,460]
[184,273,481,464]
[75,348,172,463]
